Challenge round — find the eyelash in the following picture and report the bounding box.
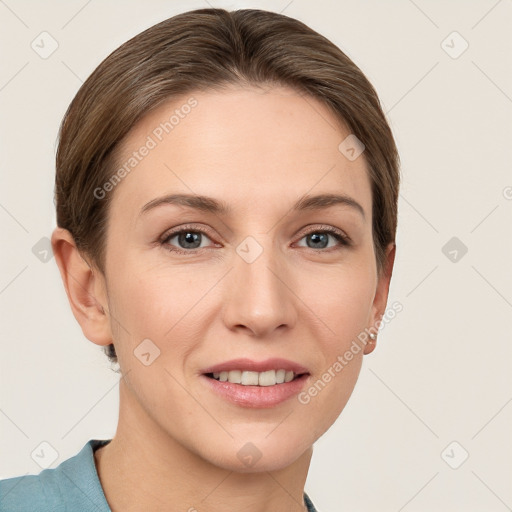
[159,224,352,255]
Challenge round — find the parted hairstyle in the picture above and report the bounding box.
[55,8,400,367]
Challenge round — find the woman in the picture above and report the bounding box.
[0,7,399,511]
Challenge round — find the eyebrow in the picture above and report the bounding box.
[140,192,365,219]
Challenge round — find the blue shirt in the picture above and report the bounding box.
[0,439,318,511]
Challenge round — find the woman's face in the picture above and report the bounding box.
[99,85,393,472]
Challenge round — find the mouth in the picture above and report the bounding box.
[204,369,307,386]
[199,358,311,408]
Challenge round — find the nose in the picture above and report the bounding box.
[222,238,298,338]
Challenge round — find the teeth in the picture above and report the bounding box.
[258,370,275,387]
[228,370,242,384]
[210,369,301,386]
[241,371,259,385]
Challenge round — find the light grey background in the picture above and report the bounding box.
[1,1,511,510]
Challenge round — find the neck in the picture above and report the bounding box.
[94,379,312,512]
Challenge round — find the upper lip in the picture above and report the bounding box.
[201,358,310,375]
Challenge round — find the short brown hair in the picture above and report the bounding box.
[55,8,400,366]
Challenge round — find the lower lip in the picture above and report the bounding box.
[201,374,310,408]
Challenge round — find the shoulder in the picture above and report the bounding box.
[0,472,51,512]
[0,439,112,512]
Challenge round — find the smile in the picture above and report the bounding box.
[206,369,302,386]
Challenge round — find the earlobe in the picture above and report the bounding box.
[364,242,396,355]
[51,227,113,346]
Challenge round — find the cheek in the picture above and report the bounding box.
[303,259,376,341]
[295,263,374,420]
[109,254,188,319]
[105,256,195,365]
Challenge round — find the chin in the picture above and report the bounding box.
[199,432,313,474]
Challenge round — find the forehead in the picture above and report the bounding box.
[109,85,372,219]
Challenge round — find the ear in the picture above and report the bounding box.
[364,242,396,355]
[51,227,112,346]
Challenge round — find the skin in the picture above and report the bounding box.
[52,84,395,512]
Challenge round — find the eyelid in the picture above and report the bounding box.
[159,223,217,244]
[296,224,352,244]
[159,222,352,253]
